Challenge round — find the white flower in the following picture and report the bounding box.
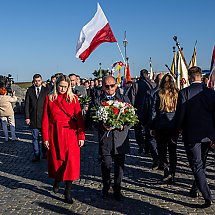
[113,100,120,108]
[96,106,108,122]
[107,100,114,105]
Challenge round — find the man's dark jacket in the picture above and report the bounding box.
[128,77,155,118]
[175,83,215,143]
[93,91,131,155]
[140,85,159,126]
[25,85,49,129]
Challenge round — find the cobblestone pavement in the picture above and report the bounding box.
[0,114,215,215]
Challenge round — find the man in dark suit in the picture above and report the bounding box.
[94,76,131,201]
[46,75,56,92]
[175,66,215,208]
[141,73,164,169]
[25,74,49,162]
[128,69,155,154]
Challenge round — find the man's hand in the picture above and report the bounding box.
[170,139,177,144]
[78,140,85,147]
[103,124,112,131]
[25,119,30,125]
[150,130,155,137]
[44,141,49,150]
[118,125,124,131]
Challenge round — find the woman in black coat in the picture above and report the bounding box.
[150,73,178,184]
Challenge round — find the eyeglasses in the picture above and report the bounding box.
[105,84,115,89]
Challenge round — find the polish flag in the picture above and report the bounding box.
[207,45,215,89]
[76,3,117,62]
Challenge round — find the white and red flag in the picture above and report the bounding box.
[76,3,117,62]
[207,45,215,89]
[177,51,189,89]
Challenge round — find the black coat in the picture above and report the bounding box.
[128,77,155,117]
[175,83,215,143]
[140,85,159,126]
[94,91,131,155]
[150,91,176,130]
[25,85,49,129]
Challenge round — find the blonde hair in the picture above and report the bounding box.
[158,73,178,112]
[49,75,76,102]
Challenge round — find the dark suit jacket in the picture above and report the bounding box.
[175,83,215,143]
[128,77,155,118]
[25,85,49,129]
[140,85,159,126]
[94,91,131,155]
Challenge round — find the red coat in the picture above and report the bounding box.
[42,94,85,181]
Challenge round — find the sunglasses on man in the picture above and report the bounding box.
[105,84,116,89]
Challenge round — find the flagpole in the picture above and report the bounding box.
[149,57,153,80]
[173,36,189,69]
[116,42,126,64]
[173,46,177,79]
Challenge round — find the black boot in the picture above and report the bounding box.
[64,181,73,204]
[168,174,176,185]
[101,187,109,199]
[162,167,171,182]
[113,186,124,201]
[53,180,60,193]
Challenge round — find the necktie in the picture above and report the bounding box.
[107,96,114,100]
[36,88,40,98]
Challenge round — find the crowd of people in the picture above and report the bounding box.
[0,66,214,208]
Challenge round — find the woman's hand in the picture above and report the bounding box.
[78,140,85,147]
[44,141,49,150]
[25,119,30,125]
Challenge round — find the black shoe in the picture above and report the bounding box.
[113,191,124,201]
[200,200,212,208]
[138,147,143,154]
[162,168,171,182]
[64,191,73,204]
[189,189,199,198]
[101,188,109,199]
[152,161,159,170]
[53,180,60,194]
[144,148,150,155]
[64,181,73,204]
[168,175,175,185]
[157,164,164,171]
[32,156,40,162]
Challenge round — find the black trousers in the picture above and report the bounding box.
[101,154,125,191]
[134,122,150,152]
[185,142,212,201]
[155,129,177,175]
[148,134,159,162]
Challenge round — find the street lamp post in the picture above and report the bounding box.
[123,31,128,83]
[98,62,102,78]
[123,31,128,64]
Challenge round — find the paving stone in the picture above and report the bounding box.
[0,114,214,214]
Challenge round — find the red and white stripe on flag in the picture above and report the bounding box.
[208,45,215,89]
[75,3,117,62]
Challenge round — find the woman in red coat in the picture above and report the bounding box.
[42,75,85,204]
